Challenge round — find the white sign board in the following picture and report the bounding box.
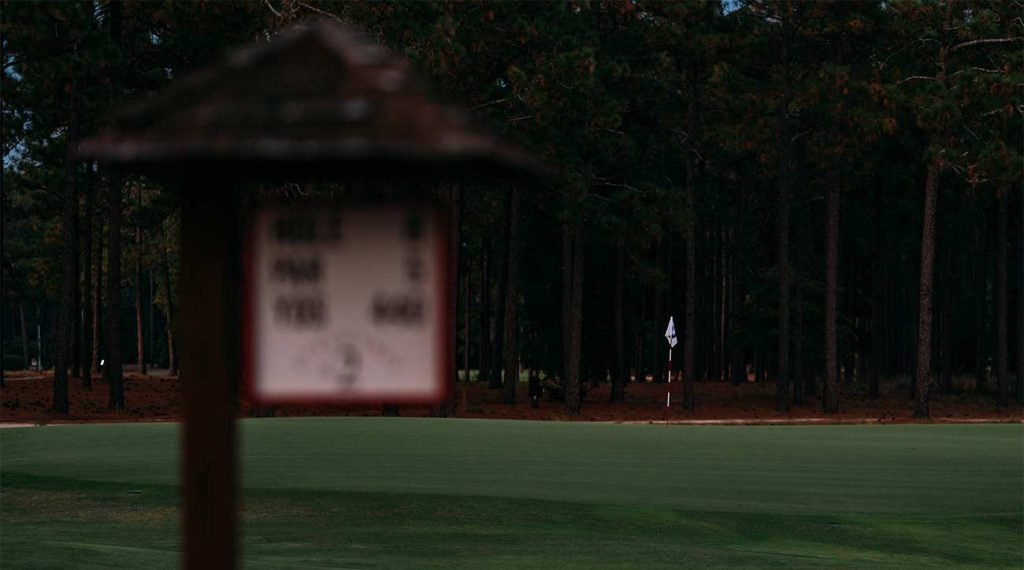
[247,204,449,405]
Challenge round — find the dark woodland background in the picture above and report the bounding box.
[2,1,1021,418]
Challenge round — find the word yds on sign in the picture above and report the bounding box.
[248,205,450,405]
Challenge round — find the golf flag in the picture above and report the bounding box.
[665,317,677,348]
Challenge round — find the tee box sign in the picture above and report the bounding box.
[247,204,450,405]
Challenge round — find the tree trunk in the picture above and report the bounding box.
[880,255,892,378]
[37,309,44,371]
[160,222,176,375]
[775,10,793,413]
[490,230,506,389]
[478,238,491,386]
[135,185,146,376]
[463,254,471,389]
[81,163,94,388]
[653,237,665,384]
[19,302,29,369]
[729,206,746,385]
[636,285,646,383]
[777,176,791,414]
[914,161,939,419]
[71,201,81,380]
[1018,187,1024,406]
[683,83,698,409]
[92,211,103,376]
[562,222,584,415]
[502,188,520,406]
[824,172,841,414]
[718,227,727,382]
[973,226,987,392]
[940,256,953,394]
[753,347,761,384]
[54,72,79,415]
[134,268,144,374]
[996,188,1008,406]
[903,263,914,378]
[914,1,952,417]
[107,173,125,410]
[683,168,697,410]
[562,223,575,410]
[106,1,125,410]
[611,244,626,402]
[793,278,805,406]
[869,184,882,398]
[437,182,460,417]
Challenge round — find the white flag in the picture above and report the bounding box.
[665,317,677,348]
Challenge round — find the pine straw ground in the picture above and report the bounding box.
[1,370,1020,424]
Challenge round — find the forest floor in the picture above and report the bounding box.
[1,370,1020,424]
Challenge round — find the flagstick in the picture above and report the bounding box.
[666,347,672,408]
[664,316,676,409]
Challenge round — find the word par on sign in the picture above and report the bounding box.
[247,204,449,405]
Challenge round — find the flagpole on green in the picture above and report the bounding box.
[665,317,677,408]
[667,347,672,407]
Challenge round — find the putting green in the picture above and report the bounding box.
[2,419,1021,568]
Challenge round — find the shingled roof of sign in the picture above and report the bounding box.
[78,19,544,179]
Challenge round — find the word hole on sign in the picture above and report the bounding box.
[247,204,450,405]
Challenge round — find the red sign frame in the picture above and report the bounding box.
[242,203,452,407]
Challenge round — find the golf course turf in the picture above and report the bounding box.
[1,418,1021,568]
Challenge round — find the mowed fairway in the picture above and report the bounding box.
[1,419,1021,569]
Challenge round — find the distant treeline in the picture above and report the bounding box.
[2,1,1021,416]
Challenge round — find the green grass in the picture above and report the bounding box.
[2,419,1022,568]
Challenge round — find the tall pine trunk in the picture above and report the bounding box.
[973,226,987,392]
[652,237,665,384]
[490,229,506,389]
[683,186,697,408]
[106,0,125,410]
[160,223,176,375]
[20,303,29,370]
[996,189,1008,406]
[54,71,79,415]
[462,256,470,408]
[478,238,491,386]
[636,285,647,383]
[1018,187,1024,405]
[437,183,460,417]
[914,161,939,419]
[729,197,746,385]
[914,1,953,418]
[107,173,124,410]
[610,244,626,402]
[940,255,953,394]
[777,176,791,415]
[869,185,883,398]
[502,188,520,405]
[793,279,805,406]
[775,9,793,413]
[562,222,584,415]
[71,200,81,380]
[135,185,146,375]
[824,172,841,414]
[92,211,103,376]
[81,163,94,388]
[683,87,698,411]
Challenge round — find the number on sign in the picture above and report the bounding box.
[275,297,326,327]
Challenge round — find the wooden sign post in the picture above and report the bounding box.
[179,176,241,567]
[79,20,543,570]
